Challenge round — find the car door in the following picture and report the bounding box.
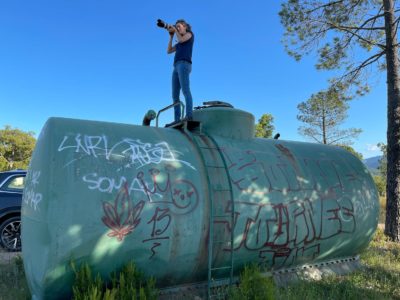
[0,174,25,215]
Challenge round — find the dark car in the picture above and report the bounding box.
[0,170,26,252]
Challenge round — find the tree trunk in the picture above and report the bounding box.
[383,0,400,241]
[322,108,327,144]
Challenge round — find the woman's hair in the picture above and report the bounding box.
[175,19,192,32]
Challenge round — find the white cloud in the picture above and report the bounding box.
[360,144,382,159]
[366,144,381,152]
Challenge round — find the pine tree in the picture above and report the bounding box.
[297,88,361,145]
[280,0,400,241]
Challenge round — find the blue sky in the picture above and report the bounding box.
[0,1,386,158]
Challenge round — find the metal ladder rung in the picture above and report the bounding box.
[188,132,234,299]
[206,165,225,168]
[212,240,231,245]
[212,214,232,218]
[211,188,231,192]
[211,266,232,271]
[198,146,221,150]
[209,278,231,287]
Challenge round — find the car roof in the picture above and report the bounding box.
[0,170,27,183]
[0,170,27,175]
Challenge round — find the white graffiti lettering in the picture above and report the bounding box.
[24,170,43,211]
[58,134,195,169]
[24,189,43,211]
[82,173,161,200]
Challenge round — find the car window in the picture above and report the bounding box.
[2,176,25,192]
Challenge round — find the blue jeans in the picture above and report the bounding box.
[172,61,193,121]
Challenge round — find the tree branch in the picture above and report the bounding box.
[304,0,345,15]
[326,21,386,49]
[339,50,386,83]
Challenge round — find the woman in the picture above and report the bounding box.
[167,19,194,122]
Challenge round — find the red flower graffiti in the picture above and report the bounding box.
[102,183,145,241]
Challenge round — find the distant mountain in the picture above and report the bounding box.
[363,155,382,175]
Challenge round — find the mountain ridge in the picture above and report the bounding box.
[363,155,382,175]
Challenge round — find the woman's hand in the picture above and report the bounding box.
[168,26,176,36]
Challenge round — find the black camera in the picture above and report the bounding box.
[157,19,173,30]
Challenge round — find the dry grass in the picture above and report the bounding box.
[278,228,400,299]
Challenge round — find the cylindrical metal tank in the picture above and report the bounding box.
[22,105,379,299]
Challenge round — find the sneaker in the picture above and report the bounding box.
[165,120,181,127]
[182,116,193,122]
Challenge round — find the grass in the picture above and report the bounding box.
[71,260,158,300]
[0,227,399,299]
[0,253,30,300]
[230,227,400,299]
[274,228,400,299]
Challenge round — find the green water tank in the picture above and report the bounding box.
[22,105,379,299]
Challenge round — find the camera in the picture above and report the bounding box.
[157,19,174,30]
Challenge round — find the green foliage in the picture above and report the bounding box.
[0,125,36,171]
[377,142,387,178]
[374,143,387,198]
[297,88,361,145]
[373,175,386,197]
[337,144,363,160]
[227,229,400,299]
[279,0,386,95]
[229,264,275,300]
[276,229,400,299]
[255,113,275,138]
[71,261,158,300]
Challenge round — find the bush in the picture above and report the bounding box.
[229,264,275,300]
[71,261,158,300]
[373,175,386,197]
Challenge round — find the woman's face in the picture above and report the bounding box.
[176,23,187,34]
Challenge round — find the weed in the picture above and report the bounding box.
[0,253,30,300]
[1,227,399,299]
[71,260,158,300]
[229,264,275,300]
[230,228,400,300]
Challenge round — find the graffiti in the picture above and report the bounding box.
[98,165,199,259]
[83,172,158,196]
[56,133,200,257]
[101,183,145,241]
[143,207,172,259]
[86,165,199,214]
[58,134,195,169]
[142,237,170,259]
[258,243,320,269]
[147,207,171,237]
[171,180,198,209]
[206,146,369,268]
[64,133,373,265]
[212,195,355,268]
[221,147,358,196]
[23,170,43,211]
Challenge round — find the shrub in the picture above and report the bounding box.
[71,261,158,300]
[229,264,275,300]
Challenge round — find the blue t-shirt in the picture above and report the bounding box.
[174,33,194,65]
